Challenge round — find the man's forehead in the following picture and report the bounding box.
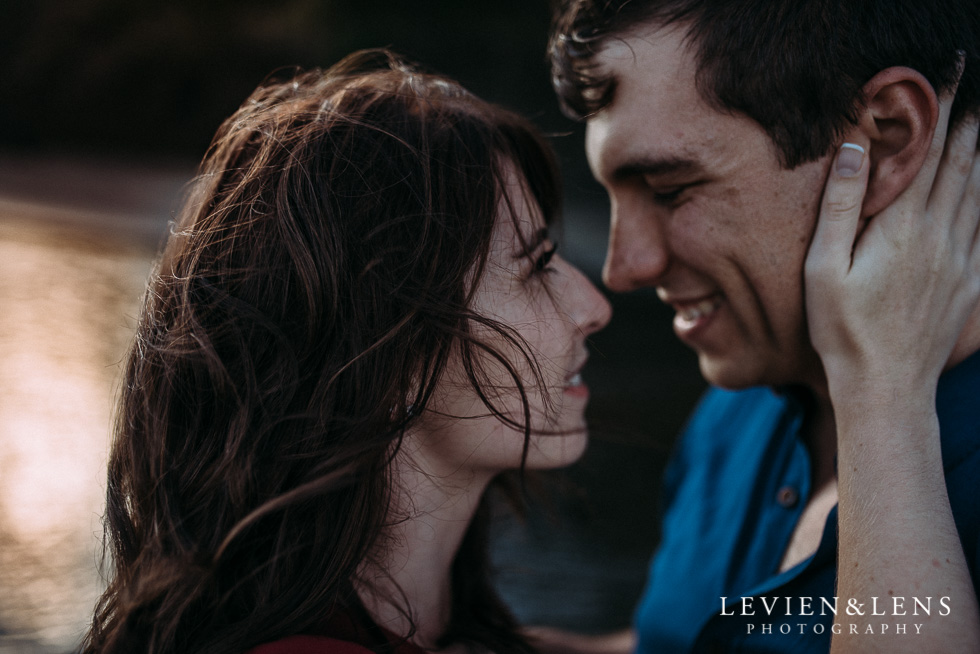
[586,112,702,173]
[585,102,721,183]
[584,27,786,184]
[586,29,711,149]
[590,23,697,97]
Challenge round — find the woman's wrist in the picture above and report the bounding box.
[824,356,938,409]
[829,378,939,445]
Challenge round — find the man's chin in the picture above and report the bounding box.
[697,349,826,393]
[697,354,765,391]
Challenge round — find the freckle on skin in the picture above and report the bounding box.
[888,590,894,596]
[933,559,942,568]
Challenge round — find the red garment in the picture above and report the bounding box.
[245,608,427,654]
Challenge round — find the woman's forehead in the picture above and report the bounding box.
[494,163,547,248]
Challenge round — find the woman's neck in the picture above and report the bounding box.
[357,441,492,650]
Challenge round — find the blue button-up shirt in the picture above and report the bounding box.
[634,351,980,653]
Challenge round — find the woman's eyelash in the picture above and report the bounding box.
[534,244,558,272]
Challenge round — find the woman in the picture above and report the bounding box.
[83,50,609,654]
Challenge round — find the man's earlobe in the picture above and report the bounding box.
[854,67,940,219]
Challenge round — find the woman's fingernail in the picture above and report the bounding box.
[837,143,865,177]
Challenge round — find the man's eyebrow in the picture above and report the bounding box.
[611,156,702,182]
[512,227,549,260]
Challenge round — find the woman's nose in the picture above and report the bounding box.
[570,265,612,337]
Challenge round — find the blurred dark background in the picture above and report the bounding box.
[0,1,706,651]
[1,0,585,177]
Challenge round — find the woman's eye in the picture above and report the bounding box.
[534,245,558,273]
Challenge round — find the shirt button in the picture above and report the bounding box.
[777,485,799,508]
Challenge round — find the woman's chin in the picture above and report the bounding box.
[524,429,589,470]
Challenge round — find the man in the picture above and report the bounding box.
[536,1,980,652]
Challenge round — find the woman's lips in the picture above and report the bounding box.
[564,371,589,398]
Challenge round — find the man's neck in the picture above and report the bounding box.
[776,383,839,572]
[801,387,838,486]
[794,302,980,485]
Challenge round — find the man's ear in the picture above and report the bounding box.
[853,67,940,219]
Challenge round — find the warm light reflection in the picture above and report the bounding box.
[0,216,155,650]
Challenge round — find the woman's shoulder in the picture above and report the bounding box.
[246,634,375,654]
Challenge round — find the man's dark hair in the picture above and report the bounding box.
[550,0,980,168]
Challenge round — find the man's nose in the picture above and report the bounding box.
[602,201,670,292]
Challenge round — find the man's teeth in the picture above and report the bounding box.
[567,372,583,387]
[678,297,721,322]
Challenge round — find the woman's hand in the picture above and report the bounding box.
[806,88,980,652]
[805,96,980,402]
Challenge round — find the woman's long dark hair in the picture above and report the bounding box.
[82,50,561,654]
